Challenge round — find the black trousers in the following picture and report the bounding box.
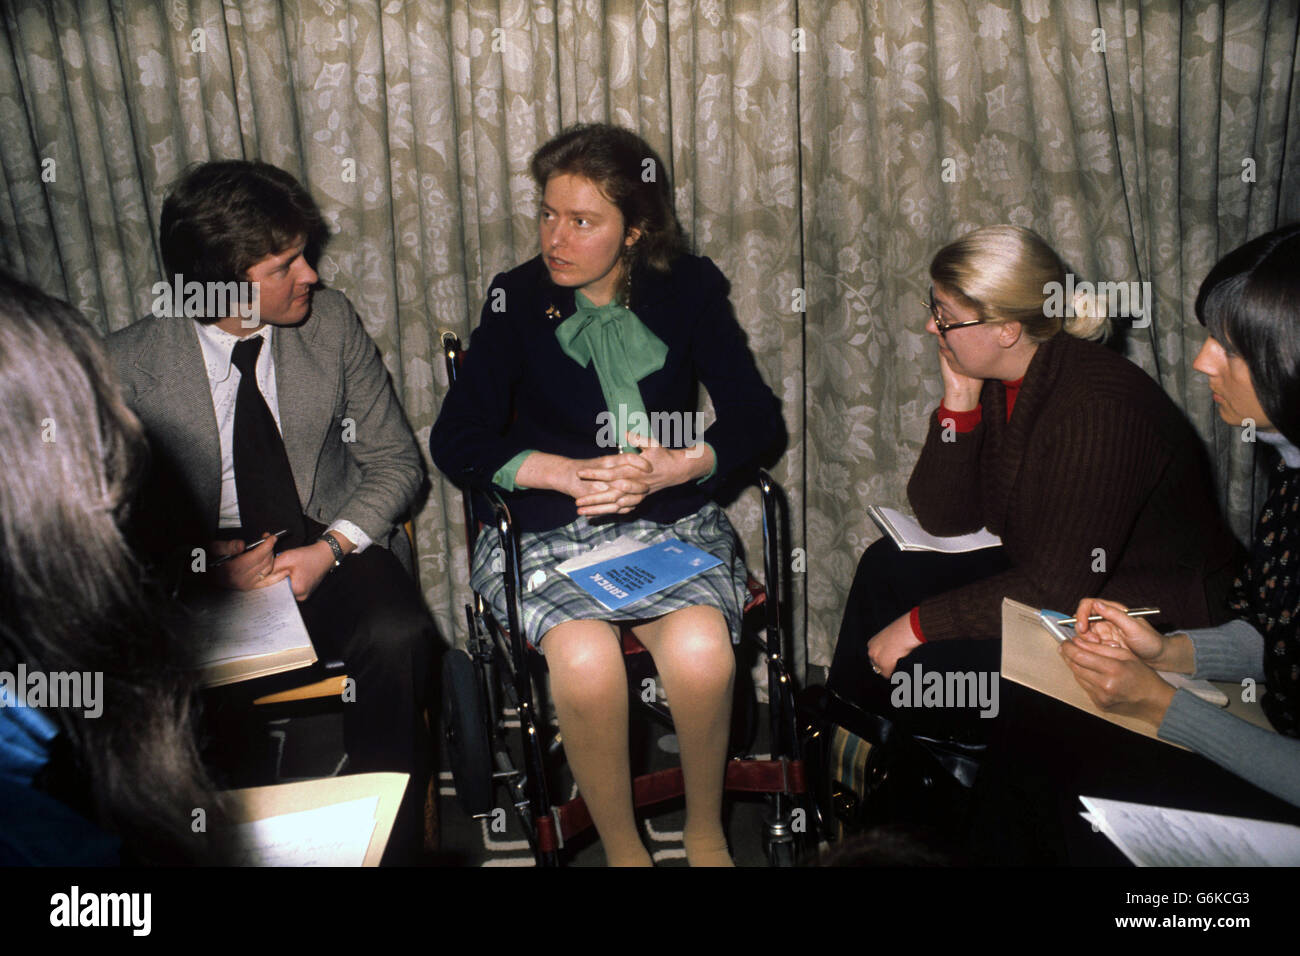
[301,546,439,864]
[826,537,1012,740]
[297,545,437,778]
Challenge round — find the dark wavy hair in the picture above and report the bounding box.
[530,123,686,274]
[159,160,326,318]
[0,273,219,863]
[1195,223,1300,446]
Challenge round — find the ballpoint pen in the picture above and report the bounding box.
[209,529,289,567]
[1057,607,1160,627]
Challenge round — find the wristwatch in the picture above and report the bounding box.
[319,531,344,570]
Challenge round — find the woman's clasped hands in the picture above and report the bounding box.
[520,431,715,517]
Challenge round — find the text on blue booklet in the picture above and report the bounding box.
[564,538,723,611]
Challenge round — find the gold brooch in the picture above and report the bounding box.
[544,305,562,321]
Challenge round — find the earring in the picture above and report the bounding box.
[620,243,635,308]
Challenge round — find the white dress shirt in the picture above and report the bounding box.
[193,320,371,552]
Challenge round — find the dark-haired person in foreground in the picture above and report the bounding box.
[1061,223,1300,804]
[0,273,216,864]
[106,161,436,860]
[432,124,784,865]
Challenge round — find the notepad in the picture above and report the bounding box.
[229,797,379,867]
[182,578,317,687]
[221,772,408,867]
[868,505,1001,553]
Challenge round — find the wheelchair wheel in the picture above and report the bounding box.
[442,649,494,817]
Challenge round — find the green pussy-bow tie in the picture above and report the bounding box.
[554,292,668,452]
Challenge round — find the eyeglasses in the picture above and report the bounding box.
[923,286,986,339]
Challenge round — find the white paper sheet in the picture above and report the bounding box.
[186,578,313,665]
[554,533,651,574]
[1079,795,1300,866]
[869,506,1001,553]
[228,795,380,867]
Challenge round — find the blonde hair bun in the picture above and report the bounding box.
[1064,286,1113,341]
[930,224,1110,343]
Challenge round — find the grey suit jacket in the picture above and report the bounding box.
[107,289,423,567]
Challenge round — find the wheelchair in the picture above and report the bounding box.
[438,331,811,866]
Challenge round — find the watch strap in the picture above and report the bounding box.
[319,531,344,568]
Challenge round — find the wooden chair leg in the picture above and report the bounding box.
[424,775,439,853]
[422,706,439,853]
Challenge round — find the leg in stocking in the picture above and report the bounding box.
[541,620,651,867]
[633,606,736,867]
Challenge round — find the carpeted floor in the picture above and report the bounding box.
[434,701,788,867]
[230,694,801,866]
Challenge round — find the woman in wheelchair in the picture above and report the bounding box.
[1059,224,1300,807]
[431,124,784,865]
[826,225,1240,743]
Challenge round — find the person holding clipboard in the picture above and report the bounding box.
[1062,224,1300,807]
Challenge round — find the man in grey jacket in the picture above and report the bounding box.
[107,162,434,847]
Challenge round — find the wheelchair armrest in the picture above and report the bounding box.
[486,490,530,654]
[440,330,462,380]
[470,467,785,669]
[752,468,784,649]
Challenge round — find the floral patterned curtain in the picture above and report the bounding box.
[2,0,1296,676]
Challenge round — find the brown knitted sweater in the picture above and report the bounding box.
[907,332,1241,642]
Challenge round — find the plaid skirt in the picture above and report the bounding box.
[470,501,750,648]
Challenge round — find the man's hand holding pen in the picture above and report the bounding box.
[208,532,288,591]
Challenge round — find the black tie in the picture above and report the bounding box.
[231,336,306,550]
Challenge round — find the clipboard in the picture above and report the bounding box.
[1000,597,1274,747]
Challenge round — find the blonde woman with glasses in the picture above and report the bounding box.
[827,225,1240,751]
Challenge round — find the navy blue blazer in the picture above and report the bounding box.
[431,254,785,533]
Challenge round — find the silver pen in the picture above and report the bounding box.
[209,529,289,567]
[1057,606,1160,627]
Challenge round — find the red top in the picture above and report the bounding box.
[905,332,1238,647]
[911,377,1025,643]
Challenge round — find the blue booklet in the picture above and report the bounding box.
[561,537,723,612]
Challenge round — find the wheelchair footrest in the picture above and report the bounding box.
[554,768,688,842]
[724,757,807,795]
[535,809,561,854]
[551,759,808,845]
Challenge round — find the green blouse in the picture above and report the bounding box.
[493,291,714,490]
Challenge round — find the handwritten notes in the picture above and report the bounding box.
[228,796,380,867]
[1080,796,1300,866]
